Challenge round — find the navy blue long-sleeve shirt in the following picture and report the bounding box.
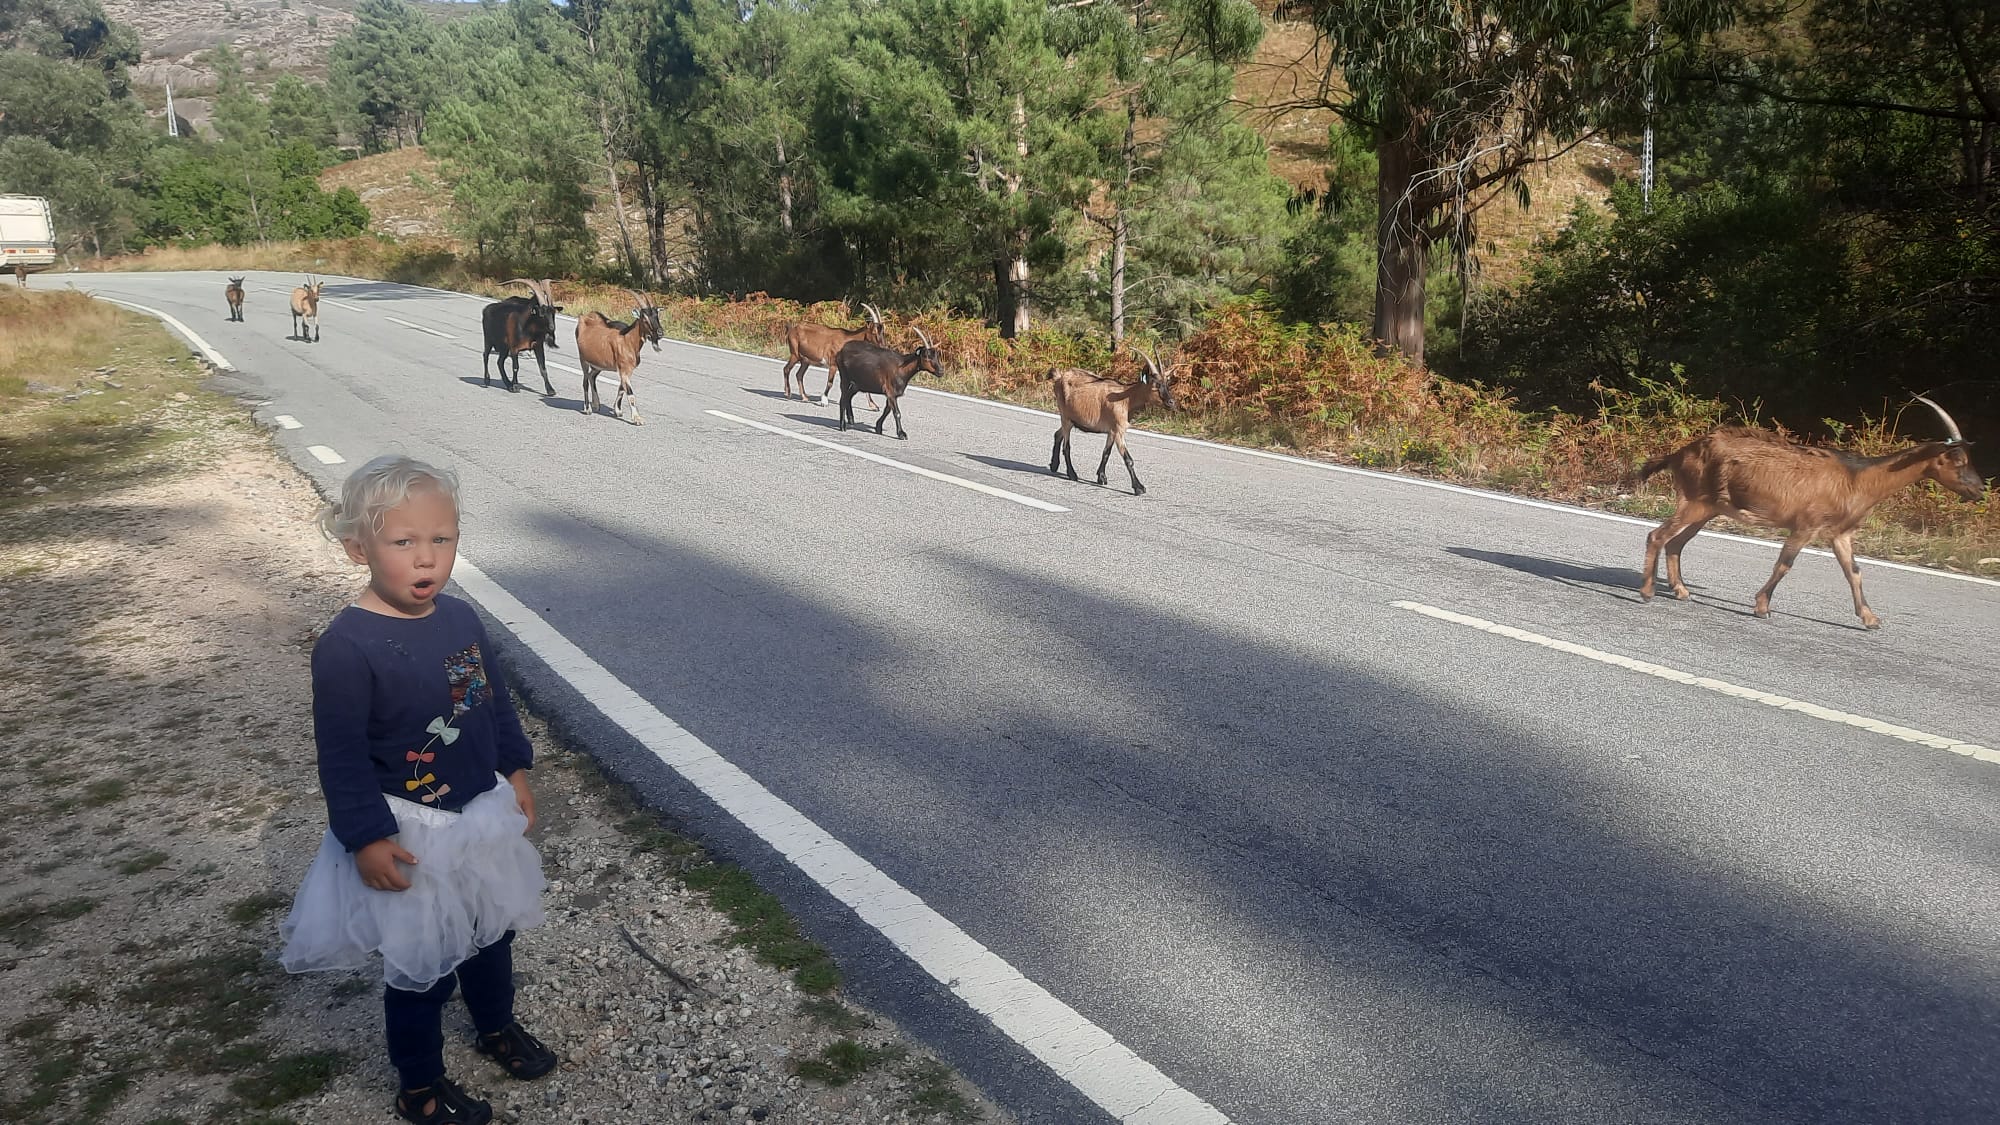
[310,594,534,852]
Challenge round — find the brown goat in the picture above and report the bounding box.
[289,277,323,342]
[575,290,663,424]
[783,302,885,406]
[1047,348,1178,496]
[1637,396,1984,628]
[225,276,245,322]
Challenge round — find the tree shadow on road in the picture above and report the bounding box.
[490,509,2000,1125]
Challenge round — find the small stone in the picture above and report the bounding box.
[172,392,191,402]
[32,485,49,494]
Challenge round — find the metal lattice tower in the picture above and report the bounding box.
[1641,24,1657,212]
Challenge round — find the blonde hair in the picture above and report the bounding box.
[317,455,461,544]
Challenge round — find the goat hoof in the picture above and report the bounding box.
[1673,590,1690,601]
[1133,486,1146,496]
[1862,615,1882,630]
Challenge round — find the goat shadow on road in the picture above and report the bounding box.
[1446,546,1865,630]
[961,452,1059,479]
[454,375,555,397]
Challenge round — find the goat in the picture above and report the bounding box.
[1047,346,1178,496]
[783,302,885,407]
[1637,396,1984,628]
[289,277,323,342]
[225,277,245,322]
[834,325,942,439]
[481,278,563,395]
[575,290,663,424]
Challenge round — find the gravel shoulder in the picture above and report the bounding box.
[0,305,1010,1125]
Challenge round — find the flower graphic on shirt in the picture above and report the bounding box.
[406,716,458,803]
[444,643,492,718]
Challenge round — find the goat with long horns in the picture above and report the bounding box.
[1636,395,1984,628]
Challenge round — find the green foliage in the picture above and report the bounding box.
[330,0,438,151]
[424,1,598,274]
[267,75,339,152]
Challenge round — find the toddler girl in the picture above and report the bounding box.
[281,455,556,1125]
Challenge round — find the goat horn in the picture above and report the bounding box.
[628,289,651,309]
[1914,394,1966,443]
[502,277,535,290]
[912,324,933,349]
[863,302,882,323]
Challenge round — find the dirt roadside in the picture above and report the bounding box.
[0,304,1011,1125]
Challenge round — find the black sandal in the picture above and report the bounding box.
[394,1075,492,1125]
[475,1021,558,1080]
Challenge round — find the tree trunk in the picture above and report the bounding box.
[1110,101,1135,347]
[776,129,794,235]
[1001,92,1030,338]
[635,165,671,285]
[994,257,1019,337]
[1373,132,1427,366]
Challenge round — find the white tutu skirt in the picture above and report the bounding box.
[280,777,546,992]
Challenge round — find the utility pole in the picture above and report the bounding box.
[1641,24,1656,212]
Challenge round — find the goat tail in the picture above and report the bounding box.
[1636,451,1675,482]
[1043,367,1059,382]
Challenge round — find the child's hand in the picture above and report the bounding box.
[357,838,417,891]
[508,770,537,834]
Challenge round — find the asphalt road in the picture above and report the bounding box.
[69,271,2000,1125]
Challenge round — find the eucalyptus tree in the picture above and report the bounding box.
[1277,0,1733,365]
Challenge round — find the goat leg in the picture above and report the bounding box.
[1754,533,1811,619]
[1115,434,1144,496]
[1096,436,1115,486]
[889,396,906,440]
[534,346,555,396]
[1830,532,1881,629]
[482,348,493,388]
[1663,518,1708,600]
[622,374,643,426]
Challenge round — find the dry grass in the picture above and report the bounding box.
[0,290,129,395]
[0,288,209,514]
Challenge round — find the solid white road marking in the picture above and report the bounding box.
[385,315,457,339]
[707,409,1069,513]
[274,415,302,430]
[1391,600,2000,764]
[306,445,345,465]
[447,557,1228,1125]
[81,293,235,371]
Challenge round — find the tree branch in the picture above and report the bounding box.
[1689,70,2000,124]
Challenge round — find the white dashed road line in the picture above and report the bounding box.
[385,315,458,339]
[274,415,302,430]
[707,409,1069,513]
[306,445,345,465]
[1392,600,1999,764]
[447,557,1229,1125]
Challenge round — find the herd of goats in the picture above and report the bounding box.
[223,275,1987,629]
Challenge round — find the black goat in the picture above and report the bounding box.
[834,326,943,438]
[481,278,563,395]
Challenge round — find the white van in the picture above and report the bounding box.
[0,195,59,281]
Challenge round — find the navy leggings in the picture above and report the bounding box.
[383,930,515,1091]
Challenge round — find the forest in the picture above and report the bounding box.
[3,0,1998,536]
